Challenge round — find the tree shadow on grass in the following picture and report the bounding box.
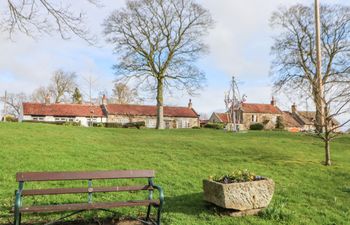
[342,187,350,193]
[0,217,143,225]
[0,193,213,224]
[163,192,214,216]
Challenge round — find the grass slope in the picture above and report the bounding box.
[0,123,349,225]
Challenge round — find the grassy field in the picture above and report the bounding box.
[0,123,349,225]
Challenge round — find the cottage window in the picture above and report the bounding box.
[32,116,44,121]
[87,118,97,122]
[147,119,156,128]
[251,115,257,122]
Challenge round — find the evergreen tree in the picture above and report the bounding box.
[72,88,82,104]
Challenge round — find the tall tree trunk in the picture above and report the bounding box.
[325,139,331,166]
[314,0,325,134]
[156,78,164,129]
[313,86,324,133]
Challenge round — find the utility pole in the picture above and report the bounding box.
[82,76,97,105]
[315,0,325,133]
[82,75,98,127]
[3,90,7,122]
[231,77,237,132]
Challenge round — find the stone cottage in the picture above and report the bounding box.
[21,97,200,129]
[20,102,106,127]
[209,98,283,130]
[284,103,339,132]
[102,96,200,128]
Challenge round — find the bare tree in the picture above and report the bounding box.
[111,82,142,104]
[0,0,100,44]
[103,0,213,129]
[0,92,28,117]
[31,86,50,103]
[270,4,350,166]
[49,69,77,103]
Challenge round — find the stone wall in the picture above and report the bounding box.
[107,115,199,129]
[242,113,281,130]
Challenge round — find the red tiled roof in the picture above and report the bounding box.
[22,103,104,117]
[241,103,282,114]
[215,113,231,123]
[106,104,199,118]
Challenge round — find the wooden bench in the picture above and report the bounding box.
[13,170,164,225]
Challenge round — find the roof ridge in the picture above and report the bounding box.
[23,102,101,107]
[107,103,190,108]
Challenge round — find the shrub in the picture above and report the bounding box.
[209,169,263,184]
[250,123,264,130]
[63,121,81,127]
[192,126,200,129]
[204,123,224,130]
[105,123,123,128]
[122,121,145,129]
[93,123,105,127]
[2,115,18,122]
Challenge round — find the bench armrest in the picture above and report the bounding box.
[152,185,164,207]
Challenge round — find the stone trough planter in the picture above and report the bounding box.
[203,178,275,211]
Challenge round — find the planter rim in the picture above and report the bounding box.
[203,177,272,185]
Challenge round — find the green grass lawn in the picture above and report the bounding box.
[0,123,349,225]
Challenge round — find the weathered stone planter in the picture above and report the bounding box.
[203,178,275,211]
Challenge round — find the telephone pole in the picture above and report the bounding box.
[315,0,325,133]
[82,75,97,105]
[3,90,8,121]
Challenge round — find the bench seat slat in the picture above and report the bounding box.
[19,200,160,213]
[22,185,153,196]
[16,170,155,182]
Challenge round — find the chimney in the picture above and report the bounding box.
[291,103,297,114]
[45,94,50,105]
[270,96,276,106]
[188,99,193,109]
[102,94,108,105]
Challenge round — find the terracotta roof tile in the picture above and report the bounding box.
[215,113,231,123]
[241,103,282,114]
[282,111,302,128]
[22,103,104,117]
[106,104,199,118]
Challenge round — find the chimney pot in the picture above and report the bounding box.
[102,94,108,105]
[271,96,276,106]
[292,103,297,114]
[188,99,193,109]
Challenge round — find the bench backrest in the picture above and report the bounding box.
[16,170,155,182]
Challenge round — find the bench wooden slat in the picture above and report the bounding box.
[22,185,154,196]
[20,200,160,213]
[16,170,155,182]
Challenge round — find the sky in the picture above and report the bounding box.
[0,0,349,129]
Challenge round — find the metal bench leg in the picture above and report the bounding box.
[13,211,20,225]
[146,204,152,221]
[14,182,24,225]
[156,207,162,225]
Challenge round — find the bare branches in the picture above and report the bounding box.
[111,82,143,104]
[103,0,213,95]
[270,3,350,165]
[0,92,28,117]
[1,0,98,44]
[49,69,77,103]
[103,0,213,129]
